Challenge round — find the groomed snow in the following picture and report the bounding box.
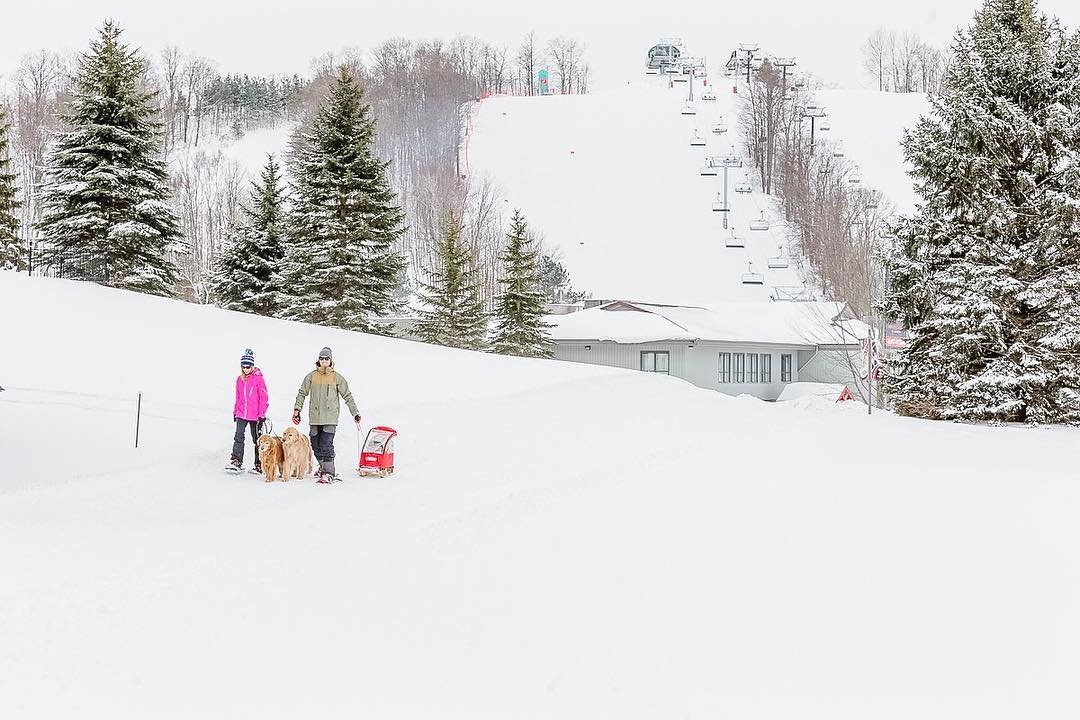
[3,272,1080,718]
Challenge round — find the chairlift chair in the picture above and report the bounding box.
[849,175,863,185]
[702,89,717,101]
[645,67,660,75]
[712,193,729,212]
[818,120,831,132]
[767,245,789,269]
[681,103,697,115]
[741,262,764,285]
[712,121,728,134]
[750,211,770,231]
[832,142,845,159]
[794,78,806,89]
[700,163,718,177]
[735,181,752,194]
[725,229,745,248]
[689,131,706,147]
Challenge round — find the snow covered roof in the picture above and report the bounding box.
[547,300,866,347]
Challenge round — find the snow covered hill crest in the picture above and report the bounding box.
[3,272,1080,718]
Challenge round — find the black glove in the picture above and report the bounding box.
[354,414,362,426]
[292,409,301,425]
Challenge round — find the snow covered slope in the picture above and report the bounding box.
[467,77,929,302]
[815,90,931,214]
[3,273,1080,718]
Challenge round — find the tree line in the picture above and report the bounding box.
[0,28,591,309]
[737,59,890,319]
[861,28,946,94]
[0,22,570,358]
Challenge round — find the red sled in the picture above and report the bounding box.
[358,426,396,477]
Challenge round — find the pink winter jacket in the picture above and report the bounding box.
[234,368,269,421]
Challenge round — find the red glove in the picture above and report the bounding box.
[292,409,301,425]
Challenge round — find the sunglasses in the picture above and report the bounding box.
[241,365,254,370]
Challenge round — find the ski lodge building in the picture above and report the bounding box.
[546,300,867,401]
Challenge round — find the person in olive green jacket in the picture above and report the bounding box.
[292,346,361,480]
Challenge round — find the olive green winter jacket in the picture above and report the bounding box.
[294,362,360,426]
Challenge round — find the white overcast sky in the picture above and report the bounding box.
[3,0,1079,90]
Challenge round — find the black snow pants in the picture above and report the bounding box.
[232,418,260,467]
[310,424,337,476]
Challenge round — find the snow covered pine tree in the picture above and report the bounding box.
[37,21,183,296]
[491,210,553,357]
[0,108,20,271]
[884,0,1080,424]
[415,210,488,350]
[278,68,405,332]
[212,155,287,316]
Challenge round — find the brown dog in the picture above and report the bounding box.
[257,434,285,482]
[281,427,314,480]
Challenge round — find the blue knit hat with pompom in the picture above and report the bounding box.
[240,348,255,368]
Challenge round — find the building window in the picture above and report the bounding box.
[733,353,745,383]
[748,353,759,382]
[781,353,792,382]
[718,352,731,383]
[641,351,670,374]
[760,354,772,383]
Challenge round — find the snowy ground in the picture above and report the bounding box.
[3,272,1080,718]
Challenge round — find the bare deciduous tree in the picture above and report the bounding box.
[861,28,944,94]
[547,37,587,94]
[11,50,69,264]
[516,32,537,95]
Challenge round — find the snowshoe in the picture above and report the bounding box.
[224,457,243,474]
[249,466,264,476]
[316,472,341,484]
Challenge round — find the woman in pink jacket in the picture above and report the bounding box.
[228,348,269,472]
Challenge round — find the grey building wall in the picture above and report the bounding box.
[553,340,820,401]
[798,348,862,387]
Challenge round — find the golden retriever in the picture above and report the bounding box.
[256,434,285,482]
[281,426,314,480]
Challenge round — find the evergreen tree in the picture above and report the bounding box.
[884,0,1080,423]
[491,210,553,357]
[212,155,287,315]
[37,21,183,295]
[415,211,488,350]
[279,67,405,332]
[0,108,20,271]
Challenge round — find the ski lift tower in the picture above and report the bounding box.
[738,43,759,84]
[801,104,827,156]
[773,56,796,92]
[716,152,743,229]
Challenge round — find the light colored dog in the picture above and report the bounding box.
[257,434,285,482]
[281,426,314,480]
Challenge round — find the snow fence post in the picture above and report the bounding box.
[135,393,142,448]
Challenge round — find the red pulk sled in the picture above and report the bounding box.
[357,426,397,477]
